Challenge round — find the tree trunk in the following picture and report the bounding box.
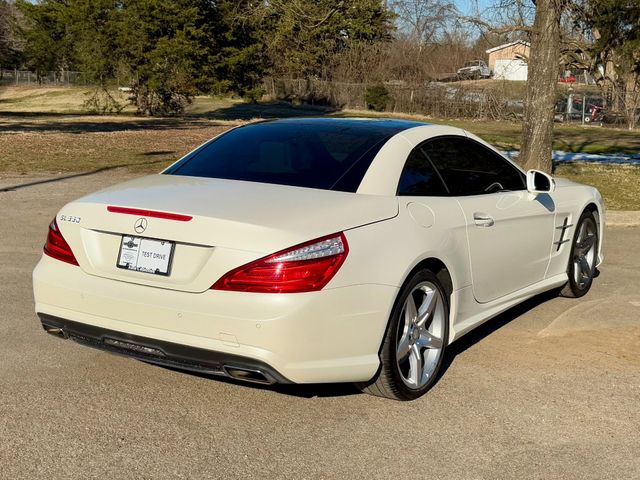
[623,72,640,130]
[520,0,563,173]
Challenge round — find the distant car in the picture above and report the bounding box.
[457,60,491,79]
[33,118,604,401]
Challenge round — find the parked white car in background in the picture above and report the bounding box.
[33,118,604,400]
[457,60,491,79]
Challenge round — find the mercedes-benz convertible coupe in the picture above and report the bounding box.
[33,118,604,400]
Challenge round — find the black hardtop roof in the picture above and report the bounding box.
[246,116,431,135]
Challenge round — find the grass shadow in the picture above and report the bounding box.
[0,158,168,192]
[194,101,336,121]
[554,125,640,155]
[0,112,232,134]
[0,101,336,134]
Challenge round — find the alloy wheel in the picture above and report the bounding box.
[573,218,597,290]
[395,281,445,389]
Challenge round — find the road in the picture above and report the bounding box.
[1,170,639,479]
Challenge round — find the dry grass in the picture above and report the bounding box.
[339,109,640,155]
[0,86,240,115]
[0,86,134,114]
[0,115,240,174]
[554,163,640,211]
[1,86,639,210]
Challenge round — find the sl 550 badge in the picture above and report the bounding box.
[59,214,81,224]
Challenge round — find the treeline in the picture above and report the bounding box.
[1,0,402,114]
[1,0,501,115]
[5,0,637,126]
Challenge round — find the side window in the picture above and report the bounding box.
[422,137,526,196]
[398,147,449,196]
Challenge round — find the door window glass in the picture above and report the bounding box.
[397,148,449,196]
[422,137,526,195]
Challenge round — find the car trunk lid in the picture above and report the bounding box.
[57,174,398,292]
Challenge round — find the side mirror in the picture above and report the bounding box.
[526,169,555,194]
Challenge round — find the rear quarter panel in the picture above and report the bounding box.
[335,196,471,294]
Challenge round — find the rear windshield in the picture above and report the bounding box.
[164,121,394,192]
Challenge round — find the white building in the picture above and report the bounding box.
[486,40,530,81]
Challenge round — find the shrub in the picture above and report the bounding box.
[83,88,125,114]
[364,83,392,111]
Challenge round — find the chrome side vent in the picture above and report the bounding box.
[554,217,573,251]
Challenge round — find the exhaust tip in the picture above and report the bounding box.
[43,325,67,338]
[223,366,274,385]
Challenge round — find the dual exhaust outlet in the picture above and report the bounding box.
[44,326,67,339]
[43,324,275,385]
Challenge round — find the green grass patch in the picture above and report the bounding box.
[554,163,640,211]
[1,92,639,210]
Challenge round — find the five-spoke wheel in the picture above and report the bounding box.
[561,210,599,298]
[396,282,445,389]
[361,269,449,400]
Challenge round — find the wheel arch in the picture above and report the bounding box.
[582,201,604,265]
[375,255,456,355]
[401,257,454,301]
[364,255,455,395]
[584,202,601,223]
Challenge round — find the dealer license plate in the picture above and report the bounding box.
[117,235,175,276]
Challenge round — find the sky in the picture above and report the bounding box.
[454,0,494,16]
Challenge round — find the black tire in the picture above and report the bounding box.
[359,269,449,401]
[560,210,599,298]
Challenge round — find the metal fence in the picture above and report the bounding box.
[263,77,525,121]
[264,77,617,123]
[0,69,89,86]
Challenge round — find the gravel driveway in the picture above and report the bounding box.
[1,170,639,479]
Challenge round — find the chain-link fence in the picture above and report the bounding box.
[0,69,90,86]
[263,77,525,121]
[264,77,629,125]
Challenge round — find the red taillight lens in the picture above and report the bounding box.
[212,233,349,293]
[43,218,79,266]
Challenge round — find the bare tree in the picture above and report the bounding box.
[390,0,458,46]
[463,1,564,172]
[566,1,640,130]
[519,0,564,172]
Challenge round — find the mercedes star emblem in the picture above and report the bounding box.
[134,217,148,234]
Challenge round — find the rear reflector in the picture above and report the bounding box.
[212,233,349,293]
[44,218,79,266]
[107,206,192,222]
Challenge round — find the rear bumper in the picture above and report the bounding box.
[33,256,398,383]
[39,314,290,384]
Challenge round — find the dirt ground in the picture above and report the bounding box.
[0,170,639,479]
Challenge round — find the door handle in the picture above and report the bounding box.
[473,212,495,227]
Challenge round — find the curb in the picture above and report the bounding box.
[606,211,640,227]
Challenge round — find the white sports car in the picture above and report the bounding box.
[33,118,604,400]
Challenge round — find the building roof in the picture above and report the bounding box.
[486,40,530,54]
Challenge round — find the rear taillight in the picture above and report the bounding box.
[43,218,79,266]
[212,233,349,293]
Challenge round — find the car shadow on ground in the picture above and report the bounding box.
[156,288,562,400]
[436,289,560,379]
